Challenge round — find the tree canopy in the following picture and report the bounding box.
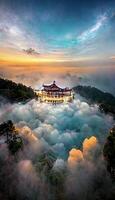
[103,126,115,180]
[0,78,37,103]
[0,120,23,154]
[73,85,115,117]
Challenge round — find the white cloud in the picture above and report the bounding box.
[0,96,114,160]
[0,9,41,50]
[78,14,107,42]
[0,92,114,199]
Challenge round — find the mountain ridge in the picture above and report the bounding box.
[0,77,37,103]
[73,85,115,117]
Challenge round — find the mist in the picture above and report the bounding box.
[0,66,115,95]
[0,92,114,199]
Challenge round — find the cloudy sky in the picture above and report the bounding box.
[0,0,115,74]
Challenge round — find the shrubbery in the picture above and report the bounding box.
[0,78,37,103]
[73,85,115,116]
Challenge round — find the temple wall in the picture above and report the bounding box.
[34,84,74,104]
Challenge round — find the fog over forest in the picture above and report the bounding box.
[0,90,114,199]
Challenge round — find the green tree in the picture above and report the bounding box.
[0,120,23,155]
[103,127,115,180]
[0,77,37,103]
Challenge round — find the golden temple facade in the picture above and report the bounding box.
[35,81,74,104]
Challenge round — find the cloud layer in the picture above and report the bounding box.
[0,95,114,200]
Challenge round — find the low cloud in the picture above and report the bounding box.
[66,136,114,200]
[0,94,114,199]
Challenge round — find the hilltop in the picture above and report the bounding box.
[0,78,37,103]
[73,85,115,117]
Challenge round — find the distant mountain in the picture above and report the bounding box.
[73,85,115,117]
[0,78,37,103]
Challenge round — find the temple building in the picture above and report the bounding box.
[35,81,74,104]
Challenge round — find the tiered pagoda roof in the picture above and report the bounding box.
[42,81,72,92]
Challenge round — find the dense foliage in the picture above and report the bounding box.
[0,78,37,103]
[0,120,23,154]
[103,126,115,180]
[73,85,115,116]
[34,150,66,200]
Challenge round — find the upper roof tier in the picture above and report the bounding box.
[42,81,72,92]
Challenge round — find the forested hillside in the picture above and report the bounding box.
[73,85,115,116]
[0,78,37,103]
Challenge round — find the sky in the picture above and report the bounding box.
[0,0,115,75]
[0,2,115,198]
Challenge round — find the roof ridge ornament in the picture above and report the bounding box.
[35,81,74,104]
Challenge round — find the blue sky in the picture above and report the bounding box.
[0,0,115,63]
